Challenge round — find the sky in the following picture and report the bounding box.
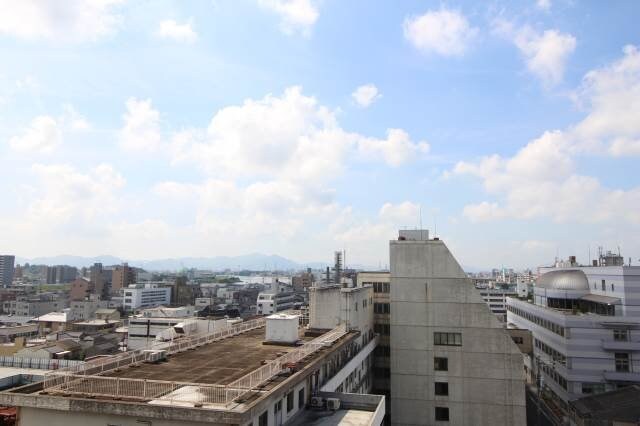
[0,0,639,270]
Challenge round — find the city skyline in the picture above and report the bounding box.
[1,1,639,269]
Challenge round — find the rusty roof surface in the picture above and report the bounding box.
[107,328,311,385]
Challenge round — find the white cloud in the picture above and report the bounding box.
[170,86,429,180]
[27,163,125,228]
[572,45,640,156]
[495,20,576,86]
[403,9,478,57]
[451,46,640,225]
[119,98,162,152]
[156,19,197,43]
[379,201,421,223]
[536,0,551,11]
[358,129,430,167]
[352,84,381,108]
[257,0,319,36]
[0,0,124,42]
[61,104,91,131]
[9,115,62,154]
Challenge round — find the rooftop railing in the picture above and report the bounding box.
[41,321,348,407]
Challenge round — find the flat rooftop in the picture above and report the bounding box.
[291,408,375,426]
[107,327,312,385]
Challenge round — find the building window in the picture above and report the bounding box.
[581,383,605,395]
[298,388,305,409]
[434,357,448,371]
[602,280,606,291]
[435,382,449,396]
[435,406,449,421]
[611,283,615,292]
[434,332,462,346]
[275,400,282,413]
[258,411,268,426]
[511,336,524,344]
[615,353,630,372]
[613,329,629,341]
[287,391,294,412]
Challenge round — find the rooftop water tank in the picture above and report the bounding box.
[265,314,299,344]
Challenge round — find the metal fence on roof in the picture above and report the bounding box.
[41,321,348,406]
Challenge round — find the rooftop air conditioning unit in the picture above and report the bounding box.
[143,349,167,363]
[310,396,324,408]
[326,398,340,411]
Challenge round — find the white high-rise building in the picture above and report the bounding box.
[390,230,526,425]
[507,255,640,402]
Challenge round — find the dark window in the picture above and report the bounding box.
[434,332,462,346]
[383,283,390,293]
[434,357,448,371]
[258,411,268,426]
[602,280,606,291]
[511,336,524,344]
[275,400,282,413]
[298,388,305,409]
[614,329,628,341]
[615,353,630,372]
[435,406,449,421]
[435,382,449,396]
[287,391,294,412]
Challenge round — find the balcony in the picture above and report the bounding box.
[601,340,640,351]
[603,370,640,382]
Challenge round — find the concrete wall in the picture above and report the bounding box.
[390,236,526,426]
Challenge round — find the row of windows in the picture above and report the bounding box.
[534,338,566,364]
[597,279,614,292]
[364,281,390,293]
[539,362,568,390]
[434,332,462,346]
[256,388,305,426]
[374,324,390,336]
[374,303,390,314]
[507,305,565,337]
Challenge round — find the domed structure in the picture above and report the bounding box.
[536,270,590,290]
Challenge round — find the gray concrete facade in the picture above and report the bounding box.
[389,232,525,426]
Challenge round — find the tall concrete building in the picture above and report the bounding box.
[389,230,525,425]
[0,255,15,288]
[111,263,136,295]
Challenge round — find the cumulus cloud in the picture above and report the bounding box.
[170,86,429,180]
[257,0,319,36]
[403,9,478,57]
[0,0,124,42]
[352,84,381,108]
[494,20,576,86]
[119,98,162,152]
[451,46,640,225]
[28,163,125,228]
[9,116,62,154]
[572,45,640,156]
[156,19,197,43]
[358,129,430,167]
[7,105,91,154]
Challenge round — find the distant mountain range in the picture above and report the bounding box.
[15,253,330,271]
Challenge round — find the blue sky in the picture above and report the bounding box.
[1,0,639,269]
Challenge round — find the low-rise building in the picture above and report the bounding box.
[479,287,518,321]
[122,283,172,311]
